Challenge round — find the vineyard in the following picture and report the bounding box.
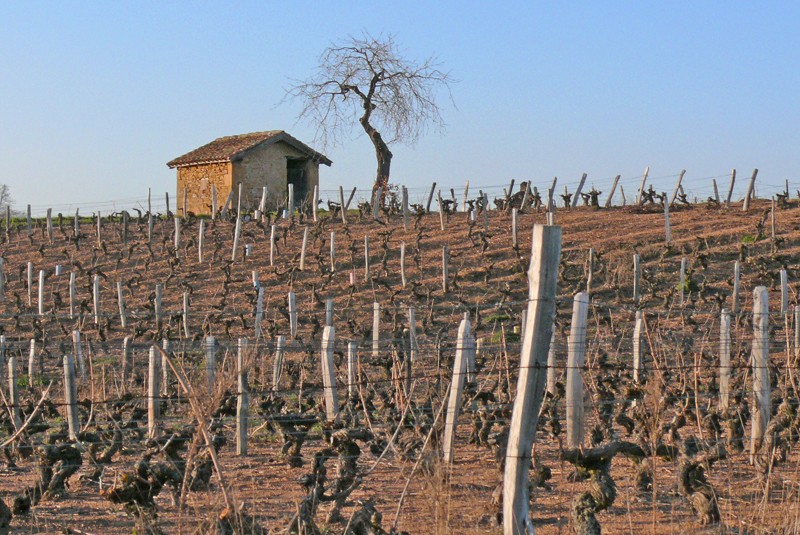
[1,183,800,534]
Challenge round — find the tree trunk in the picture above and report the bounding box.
[359,117,392,205]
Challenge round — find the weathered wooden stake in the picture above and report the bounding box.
[211,184,218,219]
[546,329,557,396]
[122,336,132,390]
[27,261,33,306]
[743,168,759,211]
[442,245,449,293]
[437,190,446,231]
[231,214,241,261]
[571,173,587,208]
[712,179,720,204]
[288,291,297,339]
[408,306,417,362]
[255,287,264,339]
[679,257,687,307]
[372,302,380,357]
[287,184,295,218]
[402,186,409,231]
[117,281,127,328]
[325,298,334,327]
[148,346,160,439]
[719,309,731,410]
[320,326,339,421]
[636,166,650,205]
[443,314,473,463]
[330,231,336,272]
[273,335,285,391]
[269,224,276,266]
[237,338,249,455]
[511,208,518,247]
[155,284,163,330]
[38,269,45,316]
[364,236,370,282]
[63,353,79,440]
[299,226,308,270]
[605,174,621,208]
[633,253,641,305]
[566,292,589,448]
[750,286,770,464]
[732,260,741,314]
[503,224,561,535]
[312,185,319,222]
[400,241,407,288]
[27,339,37,386]
[205,336,216,393]
[633,310,644,383]
[93,274,101,324]
[669,169,687,206]
[781,269,788,315]
[664,196,671,243]
[347,341,358,396]
[726,169,736,208]
[426,182,437,213]
[182,292,190,338]
[198,219,205,263]
[174,217,181,257]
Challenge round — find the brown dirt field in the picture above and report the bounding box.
[0,198,799,534]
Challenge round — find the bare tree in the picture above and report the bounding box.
[0,184,16,216]
[287,32,452,198]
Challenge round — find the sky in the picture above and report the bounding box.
[1,1,798,215]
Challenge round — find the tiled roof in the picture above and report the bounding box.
[167,130,332,168]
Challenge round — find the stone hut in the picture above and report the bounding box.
[167,130,332,216]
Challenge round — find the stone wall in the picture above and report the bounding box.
[232,141,321,211]
[176,162,232,216]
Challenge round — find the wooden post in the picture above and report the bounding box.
[503,224,561,535]
[63,353,79,440]
[364,236,370,282]
[462,180,470,211]
[520,182,530,212]
[339,186,347,225]
[347,341,358,396]
[743,168,759,211]
[205,336,216,393]
[259,186,268,216]
[27,261,33,306]
[174,217,181,257]
[26,204,32,237]
[27,339,36,387]
[633,253,641,305]
[732,260,741,314]
[483,192,490,230]
[320,326,339,421]
[408,306,418,362]
[122,210,129,247]
[400,241,407,288]
[726,169,736,208]
[231,214,241,261]
[182,292,190,338]
[198,219,205,263]
[632,311,644,384]
[669,169,687,206]
[620,185,626,206]
[511,208,518,247]
[750,286,770,464]
[299,226,308,270]
[237,338,249,456]
[781,269,788,315]
[236,183,243,216]
[161,339,170,397]
[329,231,336,272]
[93,274,101,324]
[155,284,163,330]
[165,192,170,216]
[8,356,21,432]
[664,196,671,243]
[372,302,380,358]
[719,309,731,410]
[117,281,127,328]
[426,182,437,213]
[442,245,449,293]
[443,315,473,463]
[269,224,276,266]
[712,179,720,204]
[325,298,334,327]
[211,184,218,219]
[586,248,594,295]
[287,184,295,218]
[437,190,446,231]
[273,335,285,391]
[148,346,160,439]
[38,269,45,316]
[147,213,154,243]
[605,174,621,208]
[636,166,650,205]
[546,330,557,396]
[0,258,4,302]
[345,187,357,213]
[402,186,409,231]
[122,336,132,390]
[566,292,589,448]
[288,291,297,339]
[255,287,264,340]
[571,173,587,208]
[46,208,53,244]
[312,184,319,222]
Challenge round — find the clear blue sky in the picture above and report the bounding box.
[2,1,798,215]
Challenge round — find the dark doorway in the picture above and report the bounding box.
[287,159,307,209]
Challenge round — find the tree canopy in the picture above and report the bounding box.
[287,32,452,196]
